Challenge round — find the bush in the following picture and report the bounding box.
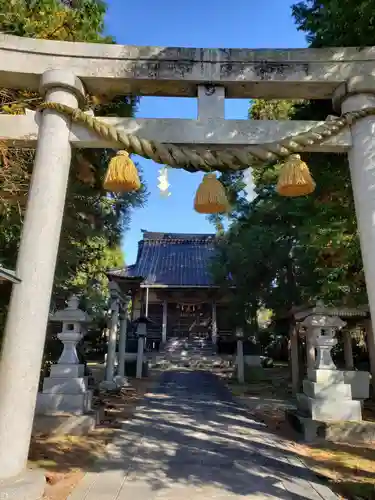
[261,357,274,368]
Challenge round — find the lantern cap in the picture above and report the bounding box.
[132,315,155,326]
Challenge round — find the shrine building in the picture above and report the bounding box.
[107,231,232,343]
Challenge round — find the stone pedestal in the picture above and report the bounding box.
[35,296,93,416]
[297,369,362,421]
[36,365,92,415]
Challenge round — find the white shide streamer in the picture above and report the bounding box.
[243,168,256,202]
[157,166,171,197]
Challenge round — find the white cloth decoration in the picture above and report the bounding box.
[243,168,256,202]
[157,167,171,197]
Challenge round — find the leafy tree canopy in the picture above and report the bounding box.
[0,0,146,326]
[211,2,372,330]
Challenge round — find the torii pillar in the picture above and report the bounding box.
[333,76,375,347]
[0,70,85,481]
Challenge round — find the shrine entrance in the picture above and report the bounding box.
[172,302,211,340]
[1,33,375,488]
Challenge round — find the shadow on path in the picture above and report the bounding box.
[69,370,339,499]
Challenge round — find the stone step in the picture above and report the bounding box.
[42,376,89,394]
[303,379,352,400]
[307,368,345,384]
[50,363,85,378]
[297,393,362,421]
[36,390,93,416]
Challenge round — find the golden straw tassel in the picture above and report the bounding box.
[103,150,141,193]
[194,173,229,214]
[276,154,316,197]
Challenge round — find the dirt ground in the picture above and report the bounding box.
[229,367,375,500]
[28,376,157,500]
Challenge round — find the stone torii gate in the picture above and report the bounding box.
[1,33,375,488]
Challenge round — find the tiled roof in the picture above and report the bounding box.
[108,231,217,287]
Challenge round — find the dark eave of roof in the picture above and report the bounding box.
[107,231,218,287]
[0,266,21,284]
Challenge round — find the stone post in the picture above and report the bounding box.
[162,300,168,344]
[197,85,225,120]
[132,292,142,320]
[236,328,245,384]
[333,77,375,337]
[116,297,130,386]
[343,330,354,370]
[0,70,85,480]
[101,285,119,390]
[365,319,375,397]
[289,324,300,395]
[144,287,149,316]
[136,336,145,379]
[136,320,148,379]
[211,301,218,344]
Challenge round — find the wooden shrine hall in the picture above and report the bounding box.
[107,231,232,343]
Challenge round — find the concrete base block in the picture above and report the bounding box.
[50,364,84,378]
[343,370,370,400]
[303,379,352,400]
[42,376,88,394]
[286,408,326,442]
[32,410,102,436]
[0,469,45,500]
[297,393,362,421]
[286,408,375,443]
[243,355,261,367]
[35,390,92,415]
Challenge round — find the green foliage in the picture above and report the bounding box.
[0,0,112,42]
[0,0,146,330]
[250,99,299,121]
[292,0,375,47]
[211,1,374,327]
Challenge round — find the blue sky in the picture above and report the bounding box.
[105,0,307,264]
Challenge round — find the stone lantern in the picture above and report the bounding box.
[36,295,92,415]
[293,308,362,439]
[53,295,90,366]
